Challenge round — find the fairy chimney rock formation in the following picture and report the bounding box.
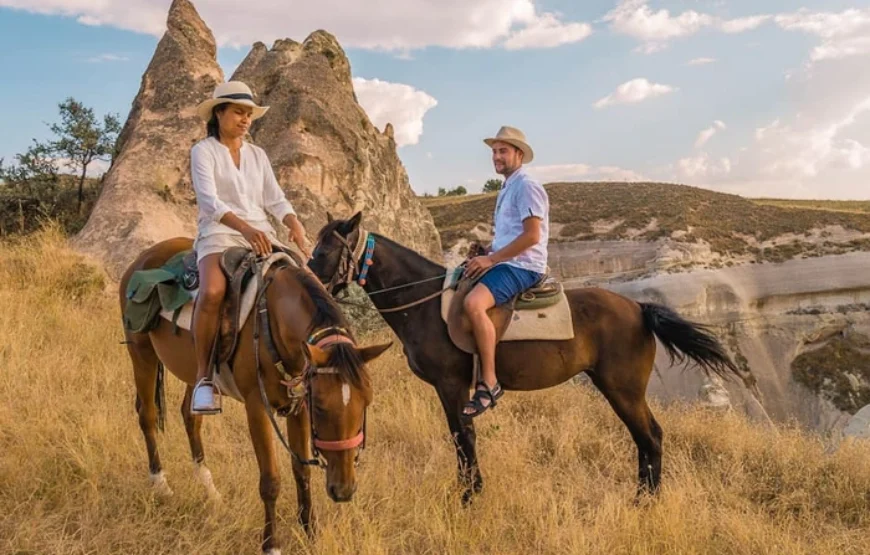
[75,3,441,277]
[73,0,223,278]
[232,31,442,260]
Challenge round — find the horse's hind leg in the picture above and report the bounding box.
[181,385,220,499]
[127,336,172,496]
[588,367,663,495]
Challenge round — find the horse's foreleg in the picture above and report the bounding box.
[285,409,315,536]
[128,339,172,496]
[437,382,483,504]
[181,385,220,499]
[244,394,282,554]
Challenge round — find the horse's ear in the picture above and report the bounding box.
[303,343,330,367]
[326,211,334,223]
[356,341,392,363]
[339,211,362,234]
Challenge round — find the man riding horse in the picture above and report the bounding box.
[463,126,549,417]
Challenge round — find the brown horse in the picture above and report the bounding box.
[119,237,391,554]
[309,213,747,503]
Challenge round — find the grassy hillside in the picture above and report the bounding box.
[423,183,870,263]
[1,230,870,553]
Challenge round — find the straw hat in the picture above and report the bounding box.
[483,126,534,163]
[196,81,269,122]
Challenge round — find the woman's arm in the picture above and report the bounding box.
[191,144,271,255]
[260,150,310,257]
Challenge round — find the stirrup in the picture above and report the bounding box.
[191,378,222,415]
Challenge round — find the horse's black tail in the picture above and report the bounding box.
[640,303,741,382]
[155,361,166,432]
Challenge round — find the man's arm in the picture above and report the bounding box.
[465,217,541,278]
[489,217,541,263]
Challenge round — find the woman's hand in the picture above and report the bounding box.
[242,226,272,257]
[284,215,312,260]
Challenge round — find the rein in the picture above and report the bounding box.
[252,262,365,469]
[327,228,454,313]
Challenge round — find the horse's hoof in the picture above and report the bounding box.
[195,464,221,501]
[263,549,281,555]
[149,471,173,497]
[461,488,475,506]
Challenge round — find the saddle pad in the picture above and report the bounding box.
[441,268,575,342]
[159,252,295,332]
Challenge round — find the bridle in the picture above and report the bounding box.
[321,227,453,313]
[253,262,367,468]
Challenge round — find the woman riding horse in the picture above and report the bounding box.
[189,81,311,414]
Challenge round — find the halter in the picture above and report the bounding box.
[323,227,452,313]
[253,263,367,469]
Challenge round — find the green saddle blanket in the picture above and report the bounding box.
[123,250,193,334]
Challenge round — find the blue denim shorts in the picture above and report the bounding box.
[478,264,542,306]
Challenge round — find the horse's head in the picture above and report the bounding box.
[304,337,390,502]
[267,264,390,502]
[309,211,364,295]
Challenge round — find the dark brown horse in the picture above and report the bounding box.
[120,238,391,554]
[309,213,747,503]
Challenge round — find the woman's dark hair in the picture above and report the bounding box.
[206,104,229,139]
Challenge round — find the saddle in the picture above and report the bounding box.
[443,268,574,354]
[202,245,305,365]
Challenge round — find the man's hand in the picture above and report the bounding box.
[465,255,495,279]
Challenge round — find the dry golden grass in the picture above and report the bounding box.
[2,229,870,554]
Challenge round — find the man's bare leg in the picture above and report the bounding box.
[463,284,500,415]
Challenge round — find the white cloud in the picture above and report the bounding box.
[503,12,592,50]
[720,15,771,34]
[751,99,870,180]
[0,0,593,51]
[776,8,870,63]
[352,77,437,147]
[593,78,676,109]
[687,57,716,66]
[528,163,644,182]
[603,1,770,54]
[695,120,726,149]
[85,53,129,63]
[676,153,731,179]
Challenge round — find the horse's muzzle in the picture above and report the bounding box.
[327,482,357,503]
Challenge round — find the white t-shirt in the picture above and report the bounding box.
[190,136,296,239]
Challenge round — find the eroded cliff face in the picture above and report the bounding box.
[606,252,870,433]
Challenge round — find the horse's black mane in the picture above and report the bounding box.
[290,267,366,389]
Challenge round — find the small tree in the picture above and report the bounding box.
[48,98,121,213]
[1,140,59,198]
[483,178,502,193]
[437,187,447,196]
[447,185,467,196]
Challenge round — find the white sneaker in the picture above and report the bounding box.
[191,379,221,415]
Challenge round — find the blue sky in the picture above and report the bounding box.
[1,0,869,198]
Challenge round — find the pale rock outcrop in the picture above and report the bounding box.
[73,0,222,278]
[231,33,442,260]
